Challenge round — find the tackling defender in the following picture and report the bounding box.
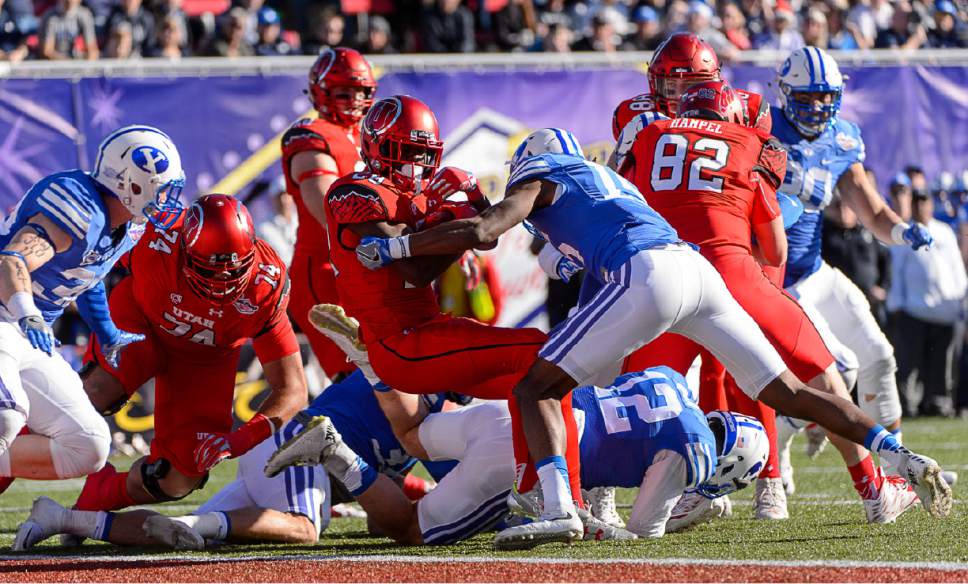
[14,195,307,550]
[358,126,952,546]
[0,125,182,490]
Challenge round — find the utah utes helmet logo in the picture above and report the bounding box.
[364,96,403,137]
[131,146,170,174]
[183,203,204,247]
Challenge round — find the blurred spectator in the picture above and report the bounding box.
[622,6,662,50]
[104,0,155,57]
[847,0,878,48]
[875,0,927,49]
[363,15,396,54]
[257,179,298,267]
[926,0,968,48]
[151,0,189,52]
[421,0,475,53]
[492,0,536,52]
[209,6,254,57]
[665,0,691,32]
[755,2,805,50]
[803,8,829,48]
[720,2,752,50]
[234,0,264,46]
[828,7,866,49]
[890,172,914,221]
[146,14,186,58]
[303,7,344,55]
[104,20,135,58]
[932,171,961,231]
[535,0,573,39]
[254,6,293,55]
[573,13,619,52]
[907,165,930,201]
[541,21,573,52]
[0,0,30,62]
[39,0,99,60]
[889,190,967,417]
[684,1,738,60]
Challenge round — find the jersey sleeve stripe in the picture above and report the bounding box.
[51,181,97,214]
[508,159,550,186]
[36,196,86,239]
[44,184,94,223]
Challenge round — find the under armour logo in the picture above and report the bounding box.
[131,146,170,174]
[170,293,182,304]
[209,308,224,318]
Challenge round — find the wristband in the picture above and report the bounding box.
[891,222,910,245]
[537,244,566,280]
[296,168,339,183]
[5,291,42,321]
[388,235,412,259]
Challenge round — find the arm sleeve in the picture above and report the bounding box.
[253,289,300,364]
[75,280,119,345]
[626,449,689,538]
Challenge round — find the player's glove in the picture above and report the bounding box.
[100,330,146,369]
[356,236,410,270]
[194,413,275,473]
[537,244,582,283]
[459,251,483,290]
[19,316,56,356]
[901,223,933,250]
[427,167,488,210]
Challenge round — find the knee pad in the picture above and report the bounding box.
[140,458,208,502]
[49,418,111,479]
[0,408,26,455]
[858,357,903,426]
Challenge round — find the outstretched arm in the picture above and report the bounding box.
[839,162,928,248]
[347,220,461,288]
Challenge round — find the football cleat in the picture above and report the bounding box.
[584,486,625,528]
[804,423,828,459]
[493,511,583,550]
[309,304,379,383]
[507,488,542,518]
[896,453,953,518]
[265,415,341,478]
[754,478,789,520]
[13,497,68,551]
[666,491,731,533]
[864,474,918,524]
[143,515,205,550]
[59,533,85,547]
[942,471,958,487]
[776,416,801,495]
[577,508,637,542]
[331,503,368,519]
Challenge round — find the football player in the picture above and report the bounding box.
[13,195,307,550]
[313,95,586,536]
[281,47,377,382]
[771,47,933,494]
[0,125,182,491]
[358,126,952,546]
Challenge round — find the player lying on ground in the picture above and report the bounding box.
[0,126,183,491]
[355,126,954,547]
[13,195,307,551]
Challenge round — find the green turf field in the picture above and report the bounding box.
[2,417,967,562]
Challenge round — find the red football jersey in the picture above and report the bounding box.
[324,172,440,342]
[612,89,771,140]
[281,118,364,256]
[624,117,787,253]
[125,220,299,363]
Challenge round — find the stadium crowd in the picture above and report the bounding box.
[1,0,967,62]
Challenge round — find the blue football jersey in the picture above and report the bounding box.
[0,170,143,325]
[574,367,716,490]
[771,107,866,286]
[305,370,456,482]
[507,154,680,281]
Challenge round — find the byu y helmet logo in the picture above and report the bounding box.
[131,146,170,174]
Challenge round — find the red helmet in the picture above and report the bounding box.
[181,194,257,304]
[361,95,443,193]
[308,47,377,126]
[649,33,721,117]
[678,80,748,125]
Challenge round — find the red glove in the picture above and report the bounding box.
[421,200,479,230]
[459,251,483,291]
[193,413,274,473]
[427,167,487,209]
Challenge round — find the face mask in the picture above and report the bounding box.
[399,163,426,194]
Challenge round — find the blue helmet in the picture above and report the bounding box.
[509,128,583,177]
[696,410,769,499]
[776,47,845,139]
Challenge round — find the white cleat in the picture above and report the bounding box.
[666,491,731,533]
[143,515,205,550]
[577,508,637,542]
[865,475,919,524]
[507,488,542,518]
[58,533,85,547]
[896,453,953,518]
[13,497,68,552]
[309,304,378,381]
[493,511,583,550]
[754,477,789,520]
[331,503,367,519]
[942,471,958,487]
[584,486,625,528]
[804,423,828,459]
[776,416,799,496]
[265,415,341,478]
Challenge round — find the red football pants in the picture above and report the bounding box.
[368,315,583,502]
[289,249,355,379]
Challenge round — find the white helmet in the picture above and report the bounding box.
[696,411,770,499]
[92,125,186,228]
[509,128,584,177]
[775,47,845,139]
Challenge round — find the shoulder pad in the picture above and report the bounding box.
[612,113,668,173]
[327,179,390,225]
[753,137,788,189]
[612,93,655,140]
[282,121,332,156]
[29,171,102,241]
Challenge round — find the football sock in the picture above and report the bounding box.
[536,455,575,518]
[847,454,883,500]
[322,441,377,497]
[881,428,903,475]
[174,512,231,540]
[65,509,114,541]
[559,394,584,507]
[75,466,136,512]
